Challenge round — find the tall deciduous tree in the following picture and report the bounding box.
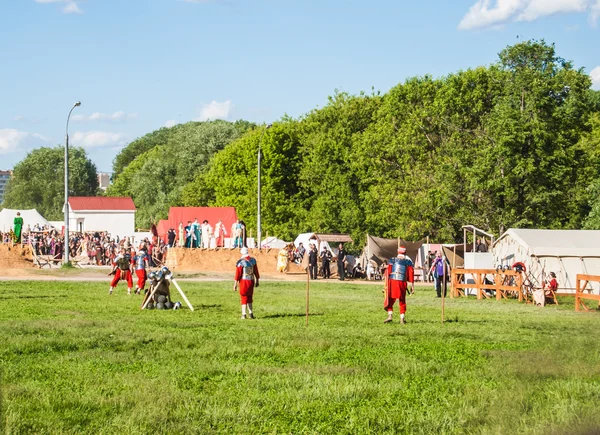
[181,123,303,240]
[3,146,98,220]
[108,120,252,228]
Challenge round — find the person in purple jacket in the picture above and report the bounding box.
[429,251,450,298]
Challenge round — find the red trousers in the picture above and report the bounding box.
[238,279,254,304]
[111,269,133,288]
[385,279,407,314]
[136,269,147,290]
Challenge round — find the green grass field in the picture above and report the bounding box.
[1,279,599,434]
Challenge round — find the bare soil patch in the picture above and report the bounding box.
[0,244,34,269]
[167,247,307,277]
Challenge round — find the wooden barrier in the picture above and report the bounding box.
[575,274,600,312]
[451,269,524,301]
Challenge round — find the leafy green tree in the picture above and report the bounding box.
[109,120,251,228]
[182,123,303,240]
[483,40,593,230]
[581,113,600,229]
[112,126,177,179]
[296,91,381,245]
[3,146,98,220]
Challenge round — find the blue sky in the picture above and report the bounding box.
[1,0,599,173]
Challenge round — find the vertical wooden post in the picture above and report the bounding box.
[575,276,580,312]
[305,270,310,326]
[496,270,501,301]
[477,272,483,300]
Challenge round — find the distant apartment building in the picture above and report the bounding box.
[97,172,110,191]
[0,170,12,204]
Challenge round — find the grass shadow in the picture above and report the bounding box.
[262,312,325,319]
[0,295,68,300]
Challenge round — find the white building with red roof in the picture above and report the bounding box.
[65,196,136,238]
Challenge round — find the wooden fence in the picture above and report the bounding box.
[575,274,600,312]
[451,269,524,301]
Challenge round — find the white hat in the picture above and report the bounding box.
[240,247,249,256]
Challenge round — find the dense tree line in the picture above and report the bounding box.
[178,40,600,243]
[5,40,600,244]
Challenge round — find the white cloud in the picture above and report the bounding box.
[72,111,137,123]
[517,0,588,21]
[591,0,600,25]
[63,2,83,14]
[0,129,49,154]
[591,66,600,89]
[195,100,234,122]
[459,0,599,30]
[164,120,180,128]
[12,115,47,124]
[71,131,128,148]
[35,0,84,14]
[458,0,522,30]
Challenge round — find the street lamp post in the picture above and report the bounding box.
[257,123,272,251]
[64,101,81,265]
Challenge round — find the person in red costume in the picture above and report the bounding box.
[544,272,558,300]
[133,249,149,295]
[109,247,134,295]
[233,247,260,319]
[384,246,415,324]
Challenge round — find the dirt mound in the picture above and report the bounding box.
[0,244,34,269]
[167,248,307,275]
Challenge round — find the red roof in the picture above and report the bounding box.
[69,196,136,211]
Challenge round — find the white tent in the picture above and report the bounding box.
[493,228,600,292]
[260,236,289,249]
[0,208,50,232]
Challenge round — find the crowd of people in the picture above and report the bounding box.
[275,241,368,281]
[171,219,246,249]
[1,222,168,267]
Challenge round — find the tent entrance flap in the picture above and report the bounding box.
[361,235,424,265]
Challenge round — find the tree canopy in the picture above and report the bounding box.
[10,40,600,245]
[180,40,600,244]
[2,146,98,220]
[108,120,254,228]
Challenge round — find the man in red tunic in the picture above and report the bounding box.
[109,248,134,295]
[233,247,260,319]
[384,246,415,324]
[133,249,149,295]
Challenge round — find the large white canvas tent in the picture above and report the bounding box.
[493,229,600,292]
[0,208,50,232]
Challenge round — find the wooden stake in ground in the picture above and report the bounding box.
[305,269,310,327]
[301,250,310,327]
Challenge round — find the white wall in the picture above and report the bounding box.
[69,208,136,239]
